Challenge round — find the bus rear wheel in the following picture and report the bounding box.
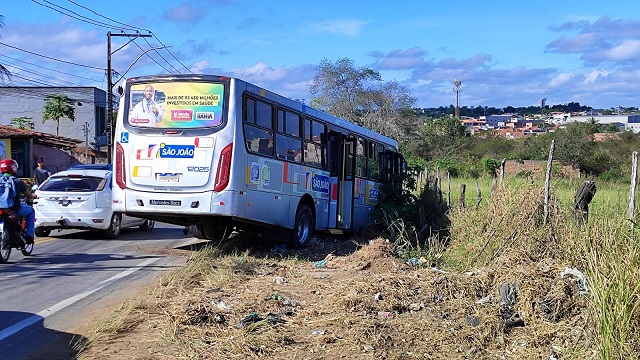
[192,224,206,239]
[290,205,314,249]
[203,217,231,243]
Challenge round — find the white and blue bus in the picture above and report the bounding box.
[112,74,404,248]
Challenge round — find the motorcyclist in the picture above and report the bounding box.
[0,159,37,244]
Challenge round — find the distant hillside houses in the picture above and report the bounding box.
[461,111,640,139]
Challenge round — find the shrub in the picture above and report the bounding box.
[371,171,450,267]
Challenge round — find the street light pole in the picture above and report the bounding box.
[107,32,112,163]
[106,31,152,164]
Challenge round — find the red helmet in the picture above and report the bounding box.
[0,159,18,176]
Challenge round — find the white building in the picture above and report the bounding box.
[0,87,107,145]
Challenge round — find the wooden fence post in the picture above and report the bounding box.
[475,180,482,209]
[459,183,466,209]
[628,151,638,231]
[435,167,442,202]
[543,139,555,225]
[447,171,451,207]
[499,158,506,184]
[574,181,597,226]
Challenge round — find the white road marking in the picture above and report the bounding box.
[0,257,159,341]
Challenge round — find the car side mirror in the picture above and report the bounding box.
[31,184,38,191]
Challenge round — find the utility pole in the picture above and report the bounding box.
[106,31,152,164]
[453,79,462,119]
[83,121,89,159]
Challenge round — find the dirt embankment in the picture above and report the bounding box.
[78,233,590,359]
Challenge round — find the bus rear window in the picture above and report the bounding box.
[127,82,225,129]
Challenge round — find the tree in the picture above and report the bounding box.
[42,94,75,136]
[309,58,381,123]
[10,116,34,130]
[412,116,468,161]
[0,15,11,80]
[481,157,501,177]
[308,58,419,140]
[553,122,595,171]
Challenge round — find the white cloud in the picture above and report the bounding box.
[190,60,210,73]
[604,40,640,61]
[549,72,576,87]
[308,19,370,37]
[232,62,287,81]
[584,69,611,83]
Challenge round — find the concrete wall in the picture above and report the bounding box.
[504,160,580,179]
[32,143,81,175]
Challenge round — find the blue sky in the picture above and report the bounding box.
[2,0,640,109]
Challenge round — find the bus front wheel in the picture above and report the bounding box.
[290,205,314,249]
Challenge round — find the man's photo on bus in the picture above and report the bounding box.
[129,85,166,126]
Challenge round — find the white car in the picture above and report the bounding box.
[33,165,154,238]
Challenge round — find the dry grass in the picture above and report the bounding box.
[77,180,640,359]
[79,237,592,358]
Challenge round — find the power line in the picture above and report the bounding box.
[0,53,102,83]
[141,37,180,74]
[10,73,62,87]
[0,42,104,70]
[55,0,193,74]
[150,32,192,73]
[24,1,191,78]
[129,38,173,74]
[0,87,101,105]
[31,0,126,31]
[5,64,83,87]
[66,0,143,32]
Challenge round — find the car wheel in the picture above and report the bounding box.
[35,227,51,237]
[103,213,122,239]
[140,220,155,231]
[290,204,314,249]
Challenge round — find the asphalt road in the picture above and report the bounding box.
[0,223,201,360]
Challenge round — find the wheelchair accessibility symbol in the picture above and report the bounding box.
[120,132,129,143]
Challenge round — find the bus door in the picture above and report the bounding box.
[327,131,356,231]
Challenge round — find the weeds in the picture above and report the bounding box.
[373,171,450,267]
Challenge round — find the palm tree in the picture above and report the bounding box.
[42,94,76,136]
[0,15,11,80]
[10,116,34,130]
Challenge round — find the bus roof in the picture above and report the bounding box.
[125,74,399,150]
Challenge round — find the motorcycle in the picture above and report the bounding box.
[0,203,33,263]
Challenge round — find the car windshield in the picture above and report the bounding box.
[39,176,106,192]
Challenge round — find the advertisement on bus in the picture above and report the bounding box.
[128,82,225,129]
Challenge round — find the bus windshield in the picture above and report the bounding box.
[126,81,225,129]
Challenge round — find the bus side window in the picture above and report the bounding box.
[368,142,383,180]
[303,119,327,169]
[244,124,273,156]
[256,101,273,129]
[278,110,285,133]
[275,134,301,163]
[285,111,300,137]
[258,138,273,155]
[244,98,256,123]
